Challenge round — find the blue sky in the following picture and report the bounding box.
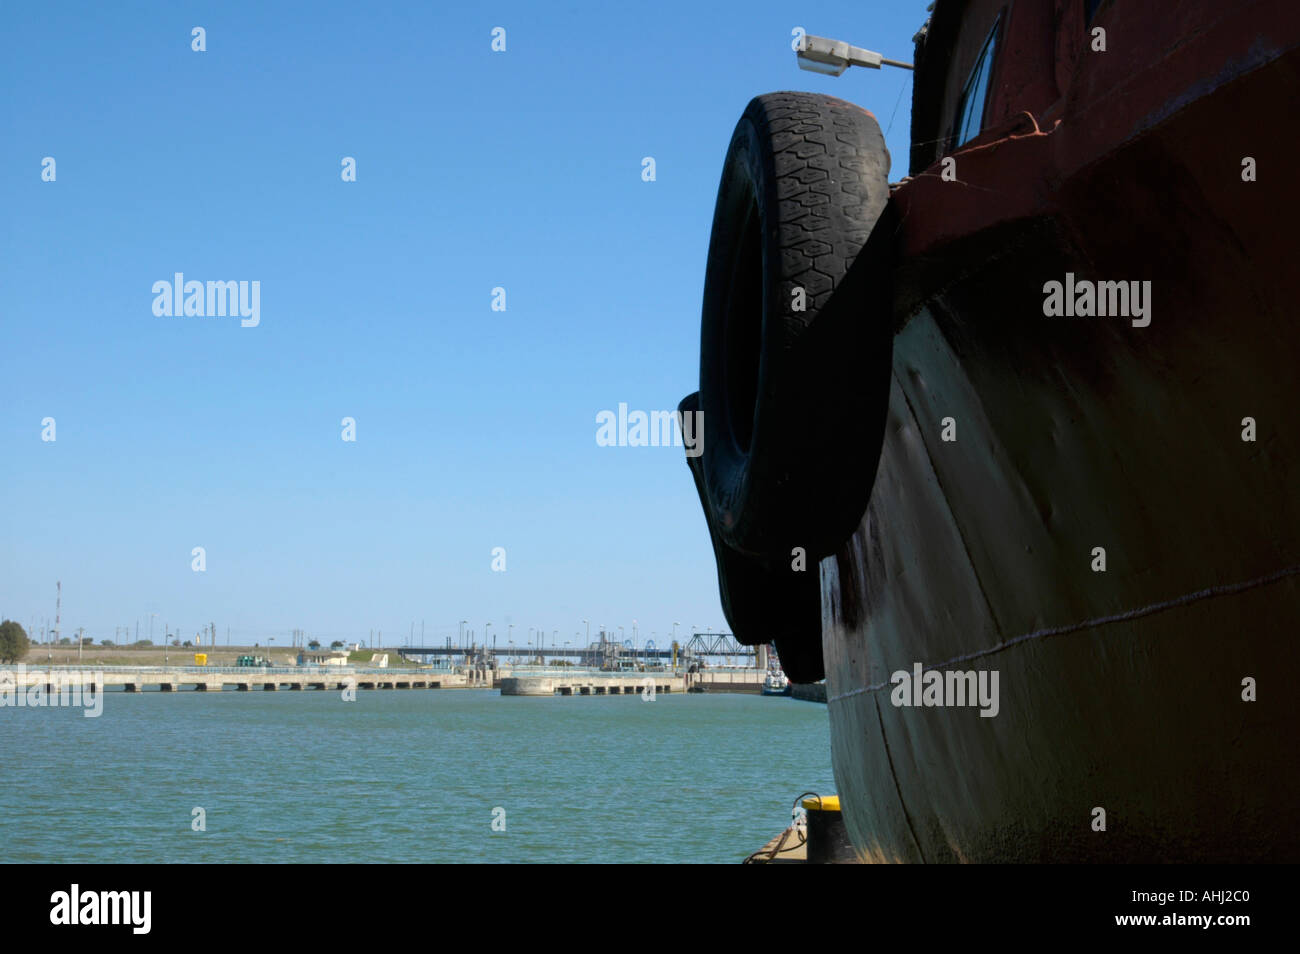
[0,1,926,648]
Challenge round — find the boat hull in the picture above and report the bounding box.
[821,42,1300,862]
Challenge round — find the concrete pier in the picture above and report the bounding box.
[7,665,773,698]
[5,666,472,693]
[685,670,766,693]
[791,682,828,703]
[499,669,776,696]
[500,673,685,697]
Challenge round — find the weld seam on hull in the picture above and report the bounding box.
[872,690,927,863]
[895,369,1006,635]
[827,561,1300,704]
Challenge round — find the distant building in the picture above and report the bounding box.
[297,649,350,667]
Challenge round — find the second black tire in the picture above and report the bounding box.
[679,391,824,683]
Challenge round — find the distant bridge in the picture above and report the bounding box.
[391,632,757,661]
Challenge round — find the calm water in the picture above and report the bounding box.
[0,688,833,863]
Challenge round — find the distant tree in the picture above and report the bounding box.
[58,637,71,646]
[182,640,193,648]
[134,639,153,647]
[101,639,115,647]
[80,637,94,646]
[329,641,344,650]
[308,640,321,650]
[0,620,31,663]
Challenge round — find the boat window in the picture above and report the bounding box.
[952,14,1002,148]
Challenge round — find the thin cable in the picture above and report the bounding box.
[829,562,1300,704]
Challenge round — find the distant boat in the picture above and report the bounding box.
[761,671,791,696]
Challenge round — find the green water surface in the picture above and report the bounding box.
[0,688,834,863]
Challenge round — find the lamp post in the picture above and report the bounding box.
[794,33,913,77]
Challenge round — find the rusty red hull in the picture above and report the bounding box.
[823,1,1300,861]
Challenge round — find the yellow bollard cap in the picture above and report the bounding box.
[802,795,841,812]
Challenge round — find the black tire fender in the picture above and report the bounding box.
[698,91,895,564]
